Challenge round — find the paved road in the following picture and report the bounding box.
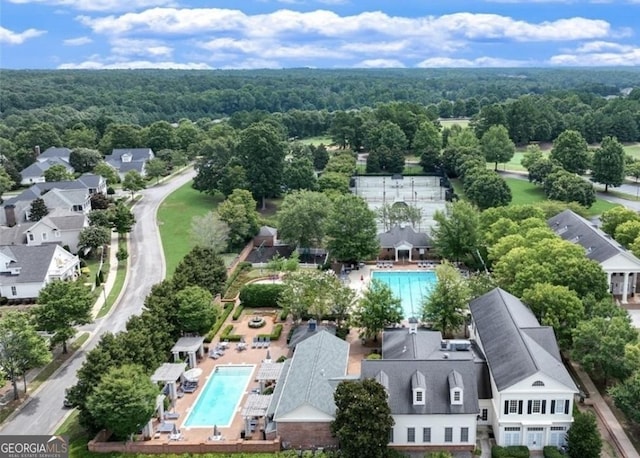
[0,168,196,436]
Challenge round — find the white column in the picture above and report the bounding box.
[607,272,612,292]
[188,352,196,368]
[623,272,630,304]
[395,249,398,262]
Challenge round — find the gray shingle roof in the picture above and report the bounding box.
[0,223,33,245]
[361,359,479,415]
[378,224,432,248]
[547,209,627,263]
[273,330,349,420]
[76,174,104,189]
[411,370,426,389]
[45,209,87,231]
[0,244,59,284]
[5,179,91,207]
[109,148,154,161]
[469,288,577,391]
[20,158,72,179]
[39,147,71,159]
[258,226,277,237]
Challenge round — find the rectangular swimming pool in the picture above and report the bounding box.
[183,365,254,428]
[371,270,437,320]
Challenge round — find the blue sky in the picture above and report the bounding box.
[1,0,639,69]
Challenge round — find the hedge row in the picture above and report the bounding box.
[223,262,253,300]
[257,323,283,340]
[232,305,244,320]
[204,302,234,343]
[491,446,530,458]
[239,283,285,308]
[220,324,243,342]
[543,446,565,458]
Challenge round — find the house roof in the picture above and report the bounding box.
[39,209,87,231]
[0,244,61,284]
[258,226,277,237]
[0,223,33,245]
[272,330,349,420]
[42,189,88,208]
[108,148,153,162]
[76,174,104,189]
[547,209,632,263]
[4,179,92,207]
[361,359,479,415]
[171,336,205,353]
[20,158,72,179]
[39,147,71,159]
[378,224,432,248]
[150,363,186,383]
[469,288,576,391]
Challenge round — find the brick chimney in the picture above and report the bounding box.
[5,204,16,227]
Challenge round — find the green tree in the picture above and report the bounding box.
[15,122,62,151]
[431,201,481,264]
[237,122,285,209]
[92,161,120,185]
[312,144,329,170]
[172,246,227,297]
[626,161,640,185]
[600,206,639,236]
[317,171,350,194]
[325,194,379,262]
[98,124,142,154]
[189,211,229,253]
[609,370,640,424]
[520,144,544,170]
[550,130,590,175]
[110,202,136,234]
[0,312,51,400]
[415,121,442,172]
[277,190,332,249]
[566,411,602,458]
[480,124,516,170]
[144,158,167,184]
[29,197,49,222]
[122,170,146,198]
[521,283,584,349]
[614,220,640,248]
[175,286,217,335]
[78,225,111,254]
[354,279,403,341]
[89,209,112,228]
[422,262,471,338]
[331,379,394,458]
[283,156,316,191]
[591,136,625,192]
[36,280,93,353]
[464,171,512,210]
[544,169,596,208]
[144,120,176,152]
[0,166,16,201]
[217,188,260,249]
[90,192,112,210]
[44,164,74,182]
[527,157,558,185]
[572,316,638,385]
[69,148,103,174]
[86,364,158,440]
[278,270,338,321]
[64,124,97,149]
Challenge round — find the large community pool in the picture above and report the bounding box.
[372,270,437,319]
[183,365,254,428]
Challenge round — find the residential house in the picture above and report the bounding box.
[0,244,80,300]
[19,147,73,185]
[104,148,154,178]
[267,330,350,449]
[254,226,278,248]
[378,224,433,262]
[548,209,640,303]
[24,209,88,253]
[469,288,577,450]
[1,174,105,226]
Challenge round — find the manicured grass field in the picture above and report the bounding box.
[157,180,222,277]
[298,135,334,146]
[623,143,640,159]
[439,118,470,128]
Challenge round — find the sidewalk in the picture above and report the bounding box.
[90,230,121,319]
[571,361,639,458]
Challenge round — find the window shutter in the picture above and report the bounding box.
[504,400,509,415]
[518,400,523,415]
[564,401,570,414]
[527,401,532,414]
[550,400,556,414]
[542,400,546,414]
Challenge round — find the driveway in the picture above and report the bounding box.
[0,168,196,435]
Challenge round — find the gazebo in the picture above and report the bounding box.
[150,362,186,403]
[171,336,205,368]
[241,393,273,438]
[256,361,284,392]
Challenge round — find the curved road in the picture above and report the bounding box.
[0,168,196,435]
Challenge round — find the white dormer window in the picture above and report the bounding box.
[413,389,425,405]
[451,388,463,405]
[454,391,461,402]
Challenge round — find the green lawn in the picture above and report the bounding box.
[298,135,334,146]
[157,180,222,277]
[439,118,470,128]
[623,143,640,159]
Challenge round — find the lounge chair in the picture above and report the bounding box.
[251,337,258,349]
[164,412,180,420]
[255,336,263,348]
[157,422,175,433]
[264,337,270,348]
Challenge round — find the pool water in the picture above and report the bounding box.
[371,270,437,319]
[183,365,254,428]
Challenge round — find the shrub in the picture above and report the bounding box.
[239,283,285,308]
[335,326,350,340]
[116,247,128,261]
[276,355,287,363]
[81,267,90,276]
[258,323,283,340]
[204,302,234,343]
[232,305,244,320]
[279,308,288,321]
[98,270,104,283]
[366,353,381,360]
[543,446,564,458]
[220,324,243,342]
[107,186,115,195]
[0,296,8,305]
[491,446,530,458]
[223,263,253,299]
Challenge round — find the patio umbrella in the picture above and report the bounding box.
[172,423,178,434]
[213,425,218,437]
[265,349,271,361]
[183,367,203,382]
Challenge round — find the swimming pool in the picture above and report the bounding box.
[183,365,254,428]
[371,270,437,319]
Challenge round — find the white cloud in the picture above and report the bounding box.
[63,36,92,46]
[110,38,172,57]
[58,60,210,69]
[7,0,175,12]
[219,58,282,69]
[417,56,530,67]
[0,26,45,44]
[198,38,346,60]
[550,41,640,65]
[574,40,634,53]
[356,59,405,68]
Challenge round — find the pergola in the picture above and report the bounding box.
[256,361,284,392]
[241,393,273,437]
[171,336,205,369]
[150,362,186,403]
